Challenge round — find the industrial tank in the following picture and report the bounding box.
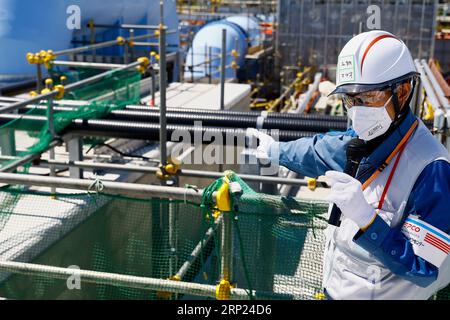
[184,20,248,81]
[225,16,261,47]
[0,0,179,85]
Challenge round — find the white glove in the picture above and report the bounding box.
[246,128,276,160]
[325,170,376,229]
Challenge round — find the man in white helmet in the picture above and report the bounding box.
[249,30,450,299]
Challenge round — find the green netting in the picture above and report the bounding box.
[0,68,141,170]
[0,172,446,300]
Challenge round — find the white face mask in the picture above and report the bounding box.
[347,96,393,141]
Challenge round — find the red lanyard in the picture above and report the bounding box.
[376,142,407,210]
[361,120,418,210]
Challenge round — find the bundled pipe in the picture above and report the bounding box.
[0,114,317,142]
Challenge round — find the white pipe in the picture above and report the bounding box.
[420,59,450,110]
[0,260,252,299]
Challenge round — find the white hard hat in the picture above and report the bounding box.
[330,30,418,96]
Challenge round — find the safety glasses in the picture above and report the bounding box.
[340,90,392,109]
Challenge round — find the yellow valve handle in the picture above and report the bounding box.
[216,279,231,300]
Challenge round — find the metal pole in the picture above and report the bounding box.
[159,26,168,167]
[175,216,222,280]
[151,67,156,107]
[53,32,159,57]
[47,95,56,194]
[0,260,287,299]
[51,61,125,70]
[0,140,60,173]
[0,60,142,114]
[0,172,203,201]
[220,29,227,111]
[32,159,314,187]
[36,64,43,92]
[208,46,212,84]
[221,211,233,283]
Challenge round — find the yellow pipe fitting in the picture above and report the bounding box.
[54,85,65,100]
[116,36,126,46]
[216,279,231,300]
[307,178,317,191]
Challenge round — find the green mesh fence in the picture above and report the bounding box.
[0,172,446,300]
[0,68,141,171]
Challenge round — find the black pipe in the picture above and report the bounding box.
[125,105,348,122]
[105,110,348,132]
[65,119,317,142]
[0,114,316,142]
[19,105,348,132]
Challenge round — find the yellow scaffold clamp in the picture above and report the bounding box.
[136,57,150,74]
[156,158,181,180]
[314,292,326,300]
[43,50,55,69]
[231,60,239,70]
[216,279,231,300]
[29,91,38,97]
[230,49,238,58]
[116,36,126,46]
[40,78,53,95]
[307,177,317,191]
[156,275,181,300]
[54,84,65,100]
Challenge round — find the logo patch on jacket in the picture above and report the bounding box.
[402,215,450,267]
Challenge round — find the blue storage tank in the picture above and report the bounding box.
[184,20,248,81]
[0,0,179,85]
[225,16,261,47]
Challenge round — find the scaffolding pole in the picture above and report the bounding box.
[29,158,316,187]
[0,260,258,300]
[0,60,144,114]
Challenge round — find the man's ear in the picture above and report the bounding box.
[398,83,412,109]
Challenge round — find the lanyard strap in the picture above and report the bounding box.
[376,141,407,210]
[362,120,418,191]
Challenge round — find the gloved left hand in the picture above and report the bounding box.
[325,170,376,229]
